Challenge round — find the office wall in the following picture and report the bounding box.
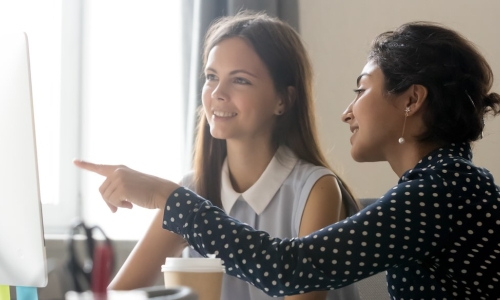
[299,0,500,198]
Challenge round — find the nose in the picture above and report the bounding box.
[211,81,228,101]
[341,101,354,123]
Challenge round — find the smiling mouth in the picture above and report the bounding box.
[213,110,237,118]
[350,128,358,145]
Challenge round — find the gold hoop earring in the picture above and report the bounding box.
[399,107,411,144]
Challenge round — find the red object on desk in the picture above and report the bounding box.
[91,243,113,296]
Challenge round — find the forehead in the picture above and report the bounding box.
[205,37,266,73]
[361,60,380,74]
[357,60,384,85]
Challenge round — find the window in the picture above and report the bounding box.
[1,0,184,240]
[80,0,184,239]
[0,0,68,230]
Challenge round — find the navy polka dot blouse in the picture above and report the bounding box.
[163,143,500,300]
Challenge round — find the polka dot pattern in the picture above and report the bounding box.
[163,143,500,299]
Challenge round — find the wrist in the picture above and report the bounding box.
[155,179,181,210]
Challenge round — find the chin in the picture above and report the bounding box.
[351,153,367,163]
[211,133,230,141]
[350,148,364,162]
[350,147,382,163]
[209,127,229,140]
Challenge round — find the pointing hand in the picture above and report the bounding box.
[73,160,178,212]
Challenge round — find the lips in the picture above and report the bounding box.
[213,110,237,118]
[349,126,359,145]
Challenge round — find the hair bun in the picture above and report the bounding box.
[483,92,500,116]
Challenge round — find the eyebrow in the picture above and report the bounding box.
[205,67,258,78]
[356,73,370,86]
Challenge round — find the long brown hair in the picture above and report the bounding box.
[193,11,356,209]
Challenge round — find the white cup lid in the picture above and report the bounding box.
[161,257,225,273]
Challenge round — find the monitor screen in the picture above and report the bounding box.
[0,32,47,287]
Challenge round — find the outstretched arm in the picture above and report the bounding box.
[163,184,449,297]
[74,160,449,297]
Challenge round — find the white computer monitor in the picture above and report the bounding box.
[0,32,48,287]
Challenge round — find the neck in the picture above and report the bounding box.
[387,140,443,178]
[225,139,278,193]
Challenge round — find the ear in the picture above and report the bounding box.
[275,86,296,115]
[404,84,428,116]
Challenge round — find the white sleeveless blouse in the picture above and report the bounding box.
[184,146,360,300]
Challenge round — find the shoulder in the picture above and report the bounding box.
[404,143,496,192]
[273,147,333,190]
[283,155,342,199]
[290,158,334,182]
[404,152,495,199]
[297,170,343,236]
[307,174,342,199]
[280,159,339,204]
[381,157,490,221]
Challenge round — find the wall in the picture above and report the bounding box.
[298,0,500,198]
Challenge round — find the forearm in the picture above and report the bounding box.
[109,256,162,290]
[110,210,187,290]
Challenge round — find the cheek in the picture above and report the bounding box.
[201,83,211,99]
[245,101,273,121]
[352,101,368,127]
[252,91,279,114]
[201,91,214,125]
[201,86,212,108]
[353,97,380,128]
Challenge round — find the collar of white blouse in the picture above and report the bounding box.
[221,146,298,215]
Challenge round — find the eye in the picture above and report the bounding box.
[353,88,365,95]
[205,74,217,81]
[234,77,251,85]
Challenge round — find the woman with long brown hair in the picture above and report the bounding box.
[76,12,359,300]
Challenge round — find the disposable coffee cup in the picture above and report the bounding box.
[162,256,225,300]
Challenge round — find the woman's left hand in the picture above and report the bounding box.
[73,160,179,212]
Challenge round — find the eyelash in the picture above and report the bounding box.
[234,77,250,85]
[205,75,250,85]
[353,88,364,94]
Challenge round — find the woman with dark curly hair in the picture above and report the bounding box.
[77,22,500,299]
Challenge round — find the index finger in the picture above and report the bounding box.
[73,159,118,177]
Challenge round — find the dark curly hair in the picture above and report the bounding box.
[369,21,500,144]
